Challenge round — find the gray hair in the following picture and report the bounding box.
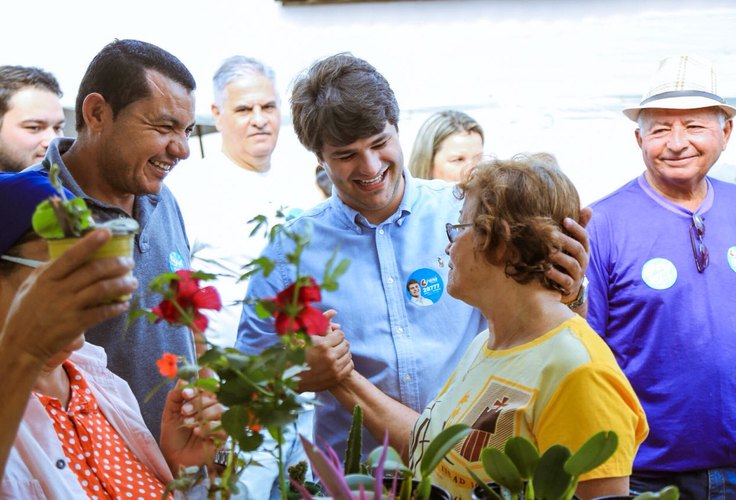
[212,56,277,106]
[637,107,728,130]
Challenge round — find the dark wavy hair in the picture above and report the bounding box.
[456,153,581,291]
[290,53,399,157]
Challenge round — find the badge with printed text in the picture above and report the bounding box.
[406,268,444,306]
[728,247,736,273]
[641,258,677,290]
[168,251,185,272]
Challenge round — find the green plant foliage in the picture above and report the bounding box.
[344,405,364,474]
[481,447,524,495]
[505,436,540,480]
[564,431,618,478]
[419,423,471,478]
[533,445,572,499]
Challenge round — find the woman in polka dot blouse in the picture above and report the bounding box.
[0,171,225,499]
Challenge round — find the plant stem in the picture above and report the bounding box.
[276,427,287,500]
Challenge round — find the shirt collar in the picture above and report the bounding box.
[329,169,414,233]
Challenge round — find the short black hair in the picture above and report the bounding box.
[75,39,196,132]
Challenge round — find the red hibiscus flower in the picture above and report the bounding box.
[156,352,179,379]
[270,278,328,336]
[151,270,222,334]
[275,277,321,306]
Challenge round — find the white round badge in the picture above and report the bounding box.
[727,246,736,273]
[641,258,677,290]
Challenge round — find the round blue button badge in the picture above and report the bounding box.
[406,268,444,306]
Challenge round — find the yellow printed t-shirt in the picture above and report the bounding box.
[408,315,648,499]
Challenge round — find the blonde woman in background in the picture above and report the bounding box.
[408,109,484,181]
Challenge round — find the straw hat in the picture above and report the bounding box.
[623,55,736,121]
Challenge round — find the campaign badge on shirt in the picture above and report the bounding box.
[168,251,185,271]
[406,268,444,306]
[641,257,677,290]
[728,247,736,273]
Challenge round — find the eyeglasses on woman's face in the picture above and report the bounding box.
[445,223,473,244]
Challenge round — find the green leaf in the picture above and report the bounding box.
[467,468,504,500]
[634,486,680,500]
[255,300,275,319]
[504,436,540,480]
[532,444,572,500]
[480,447,524,495]
[419,423,471,479]
[191,377,219,393]
[564,430,618,477]
[344,474,376,492]
[365,446,410,476]
[331,258,351,281]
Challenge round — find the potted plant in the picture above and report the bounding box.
[32,163,139,300]
[469,432,678,500]
[295,404,470,499]
[132,212,350,499]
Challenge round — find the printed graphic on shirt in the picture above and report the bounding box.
[641,257,677,290]
[728,246,736,273]
[453,380,533,462]
[168,251,185,272]
[406,268,444,306]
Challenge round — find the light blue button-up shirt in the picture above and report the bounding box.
[237,171,486,457]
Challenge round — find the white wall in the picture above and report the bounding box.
[4,0,736,204]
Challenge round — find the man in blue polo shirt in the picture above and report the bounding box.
[238,53,590,459]
[29,39,197,441]
[587,55,736,498]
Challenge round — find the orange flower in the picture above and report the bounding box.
[156,352,179,379]
[247,409,262,433]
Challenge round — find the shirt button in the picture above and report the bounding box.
[397,327,404,334]
[403,375,412,382]
[56,459,66,469]
[387,277,394,284]
[378,229,385,235]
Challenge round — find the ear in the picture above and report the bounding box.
[211,103,223,131]
[634,128,643,149]
[81,93,111,134]
[722,119,733,150]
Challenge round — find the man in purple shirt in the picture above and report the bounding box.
[587,55,736,498]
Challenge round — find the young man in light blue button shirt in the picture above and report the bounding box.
[237,53,590,459]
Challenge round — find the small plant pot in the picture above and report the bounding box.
[47,232,135,301]
[383,478,452,500]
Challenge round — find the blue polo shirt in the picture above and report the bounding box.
[33,138,195,441]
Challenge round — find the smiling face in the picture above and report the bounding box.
[0,87,65,172]
[320,122,405,224]
[90,70,195,208]
[408,282,421,298]
[431,130,483,182]
[213,72,281,171]
[445,196,488,306]
[636,107,732,194]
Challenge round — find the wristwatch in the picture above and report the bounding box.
[566,276,589,309]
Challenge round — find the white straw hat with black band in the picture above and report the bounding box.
[623,55,736,121]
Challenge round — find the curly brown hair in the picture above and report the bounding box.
[455,153,580,291]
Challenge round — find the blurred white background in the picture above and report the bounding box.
[3,0,735,205]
